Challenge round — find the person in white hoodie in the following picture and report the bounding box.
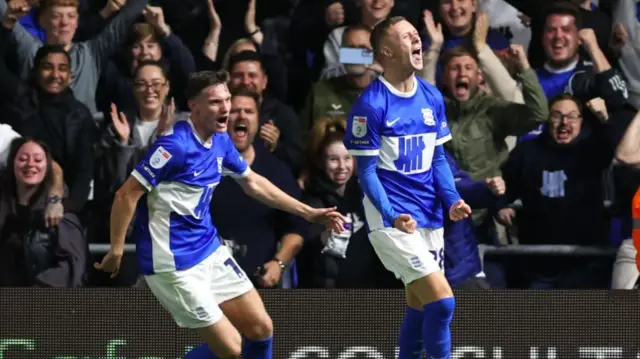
[0,124,20,168]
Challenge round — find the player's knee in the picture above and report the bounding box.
[430,296,455,321]
[243,314,273,340]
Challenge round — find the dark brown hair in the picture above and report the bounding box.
[184,70,230,100]
[0,137,54,213]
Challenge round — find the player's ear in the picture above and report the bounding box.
[381,45,393,59]
[187,98,197,114]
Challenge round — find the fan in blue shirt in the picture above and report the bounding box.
[344,16,471,359]
[95,71,345,359]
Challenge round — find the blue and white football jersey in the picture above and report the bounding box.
[131,120,250,275]
[344,75,452,230]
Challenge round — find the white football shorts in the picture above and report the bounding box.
[144,245,253,329]
[369,227,445,285]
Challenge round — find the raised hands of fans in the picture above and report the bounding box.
[143,5,170,36]
[101,0,126,18]
[496,208,515,226]
[259,260,282,288]
[423,10,443,50]
[449,199,471,221]
[610,23,628,55]
[110,103,130,145]
[578,28,599,51]
[586,97,609,122]
[303,207,347,233]
[3,0,30,28]
[260,120,280,152]
[206,0,221,33]
[325,2,345,28]
[157,97,176,137]
[94,250,123,279]
[473,11,490,50]
[394,214,417,234]
[508,44,530,70]
[244,0,263,45]
[486,176,506,196]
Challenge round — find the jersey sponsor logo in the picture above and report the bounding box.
[422,108,435,126]
[394,136,426,172]
[141,163,156,178]
[193,169,204,177]
[441,121,447,129]
[540,170,567,198]
[352,116,367,138]
[149,146,172,169]
[386,117,401,127]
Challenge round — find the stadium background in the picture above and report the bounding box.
[1,289,640,358]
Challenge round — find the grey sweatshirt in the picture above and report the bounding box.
[0,0,147,115]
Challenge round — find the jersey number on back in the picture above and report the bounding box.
[394,136,426,172]
[194,186,215,219]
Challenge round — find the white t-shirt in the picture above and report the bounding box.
[135,119,159,147]
[0,124,21,168]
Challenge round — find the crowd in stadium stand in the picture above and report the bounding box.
[0,0,639,290]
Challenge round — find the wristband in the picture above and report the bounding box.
[272,257,285,269]
[249,27,261,36]
[46,196,62,205]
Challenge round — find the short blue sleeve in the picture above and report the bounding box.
[344,101,383,156]
[219,133,250,178]
[132,136,185,191]
[434,93,452,146]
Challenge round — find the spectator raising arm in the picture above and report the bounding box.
[489,45,549,140]
[417,10,443,85]
[202,0,221,64]
[245,0,263,46]
[473,12,523,104]
[616,110,640,168]
[87,0,147,75]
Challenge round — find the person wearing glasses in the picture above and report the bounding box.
[90,60,187,285]
[495,94,616,289]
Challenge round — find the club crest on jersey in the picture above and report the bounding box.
[217,156,223,173]
[352,116,367,138]
[149,146,172,169]
[422,108,435,126]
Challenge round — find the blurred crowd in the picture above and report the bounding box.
[0,0,639,290]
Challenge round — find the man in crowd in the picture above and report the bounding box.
[211,90,307,289]
[0,0,147,114]
[228,51,305,174]
[301,24,379,130]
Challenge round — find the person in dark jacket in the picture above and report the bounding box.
[444,150,503,289]
[0,138,87,287]
[227,50,305,174]
[298,116,400,289]
[96,11,196,115]
[496,94,616,288]
[0,30,96,214]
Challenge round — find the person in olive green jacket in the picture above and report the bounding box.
[300,24,381,130]
[440,45,549,182]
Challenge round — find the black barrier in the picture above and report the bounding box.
[1,289,640,358]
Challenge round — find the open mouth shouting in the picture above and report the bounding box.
[215,114,228,132]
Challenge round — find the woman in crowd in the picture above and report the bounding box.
[0,138,87,287]
[90,60,186,286]
[297,116,400,289]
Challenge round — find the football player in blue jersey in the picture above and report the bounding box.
[343,16,472,359]
[95,70,345,359]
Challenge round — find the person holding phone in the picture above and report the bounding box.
[300,25,381,131]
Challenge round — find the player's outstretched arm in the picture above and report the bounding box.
[94,176,146,278]
[237,171,346,232]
